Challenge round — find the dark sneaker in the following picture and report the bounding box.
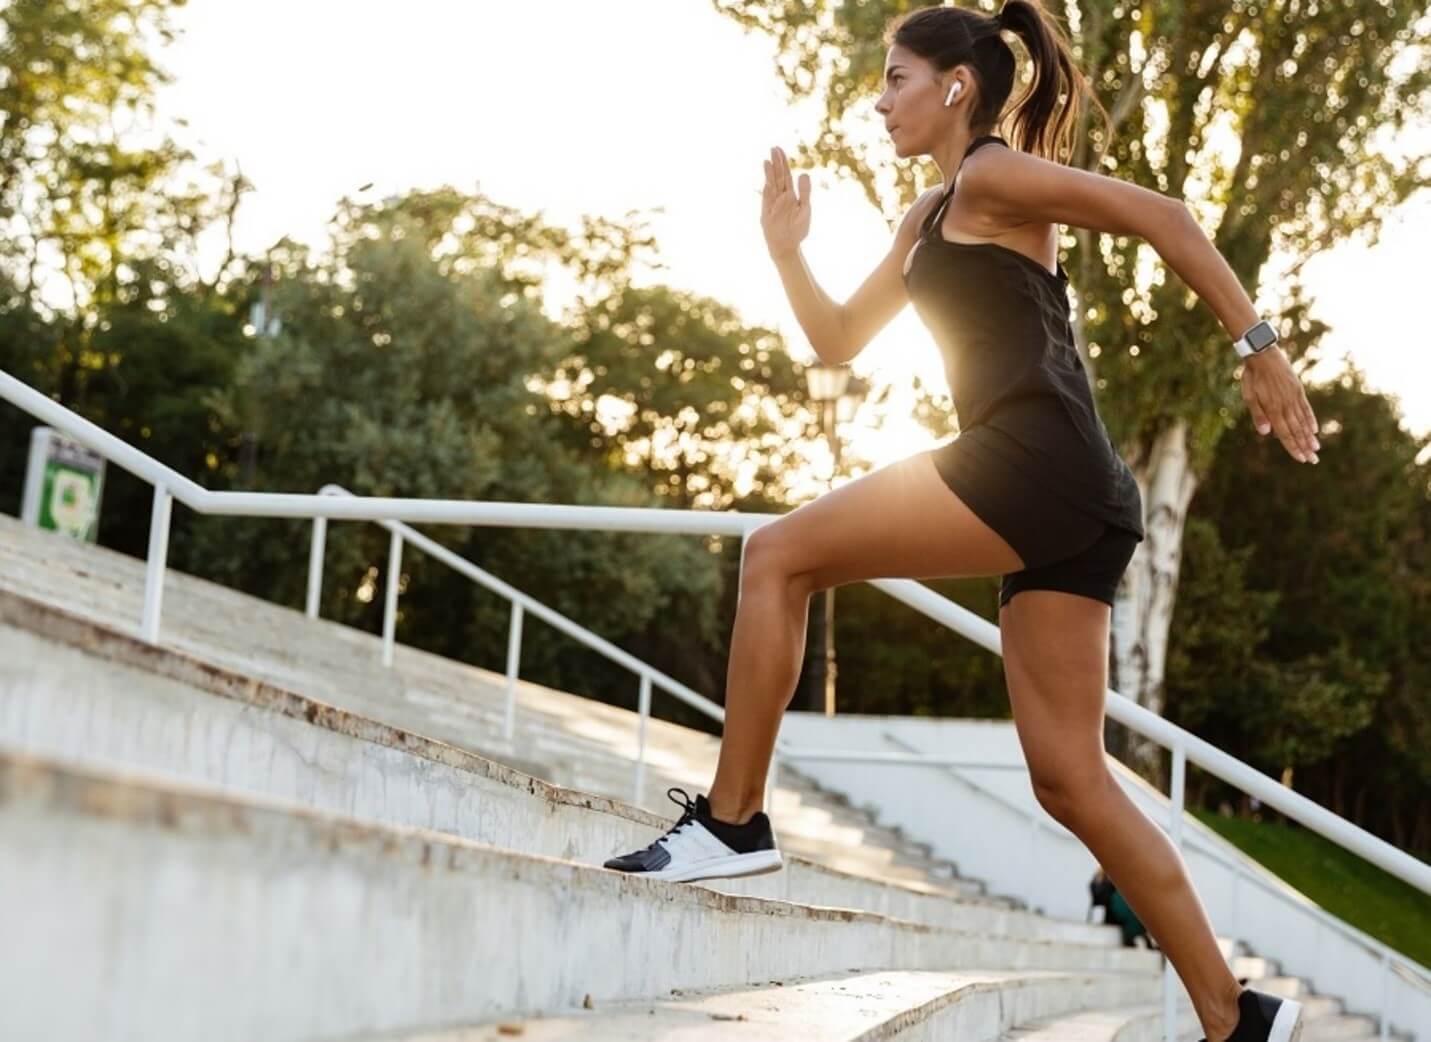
[603,786,783,883]
[1201,987,1304,1042]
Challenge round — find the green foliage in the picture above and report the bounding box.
[183,192,736,709]
[1162,515,1278,731]
[0,258,249,556]
[0,0,252,559]
[1191,807,1431,968]
[1169,371,1431,854]
[541,282,818,510]
[833,577,1011,718]
[1,0,245,319]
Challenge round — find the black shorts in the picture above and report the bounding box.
[928,426,1140,608]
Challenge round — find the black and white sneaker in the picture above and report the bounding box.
[1200,987,1303,1042]
[603,787,783,883]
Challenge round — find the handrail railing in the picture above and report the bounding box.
[2,367,1425,1042]
[875,727,1430,1035]
[309,483,767,808]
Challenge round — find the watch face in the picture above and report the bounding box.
[1247,322,1277,351]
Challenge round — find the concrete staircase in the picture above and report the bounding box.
[0,513,1408,1040]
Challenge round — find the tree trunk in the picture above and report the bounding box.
[1110,418,1199,790]
[1389,801,1407,849]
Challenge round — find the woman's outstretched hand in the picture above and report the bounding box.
[762,146,810,262]
[1240,346,1321,463]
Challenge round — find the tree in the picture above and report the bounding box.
[187,189,741,716]
[0,0,251,365]
[0,0,253,553]
[713,0,1431,781]
[541,281,825,511]
[1171,369,1431,853]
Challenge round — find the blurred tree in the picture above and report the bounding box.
[833,575,1010,717]
[1168,370,1431,853]
[190,190,802,718]
[713,0,1431,782]
[0,0,252,554]
[0,0,251,373]
[541,283,815,511]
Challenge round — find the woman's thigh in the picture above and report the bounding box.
[743,450,1024,592]
[997,588,1113,809]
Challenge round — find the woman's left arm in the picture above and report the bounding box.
[964,150,1321,465]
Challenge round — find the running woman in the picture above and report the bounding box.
[604,5,1319,1040]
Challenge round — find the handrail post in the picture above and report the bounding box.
[140,485,172,644]
[1379,951,1391,1041]
[633,673,651,806]
[1229,861,1242,932]
[381,529,402,668]
[306,517,327,619]
[1164,740,1187,1042]
[503,602,524,741]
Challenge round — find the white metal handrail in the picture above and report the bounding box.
[2,367,1425,1042]
[307,483,763,810]
[876,729,1429,1039]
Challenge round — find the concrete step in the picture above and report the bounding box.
[1301,1013,1386,1042]
[1001,982,1408,1042]
[1232,954,1280,980]
[357,968,1169,1041]
[0,589,1124,949]
[0,512,1001,904]
[1246,977,1343,1017]
[0,747,1164,1041]
[1001,999,1201,1041]
[1218,936,1250,960]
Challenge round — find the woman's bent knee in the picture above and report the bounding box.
[740,526,813,597]
[1032,768,1115,828]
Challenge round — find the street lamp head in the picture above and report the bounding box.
[805,362,852,402]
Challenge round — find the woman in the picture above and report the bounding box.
[604,4,1319,1041]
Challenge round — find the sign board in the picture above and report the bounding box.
[20,427,105,542]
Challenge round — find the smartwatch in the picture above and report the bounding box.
[1233,319,1278,359]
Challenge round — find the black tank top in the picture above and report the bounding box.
[903,134,1145,541]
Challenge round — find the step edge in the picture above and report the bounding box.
[0,588,1122,944]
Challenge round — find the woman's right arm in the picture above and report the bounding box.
[767,247,849,365]
[829,189,940,364]
[763,146,936,366]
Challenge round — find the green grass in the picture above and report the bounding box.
[1190,809,1430,969]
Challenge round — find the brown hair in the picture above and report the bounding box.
[883,1,1108,164]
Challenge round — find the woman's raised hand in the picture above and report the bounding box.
[1240,346,1322,464]
[761,146,811,261]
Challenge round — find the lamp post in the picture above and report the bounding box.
[802,363,868,715]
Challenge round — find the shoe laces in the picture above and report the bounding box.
[644,787,700,853]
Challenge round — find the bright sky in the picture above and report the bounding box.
[155,0,1431,476]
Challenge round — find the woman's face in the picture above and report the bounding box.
[875,43,968,157]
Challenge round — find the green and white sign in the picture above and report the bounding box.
[21,427,106,542]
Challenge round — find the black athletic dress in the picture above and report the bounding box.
[903,134,1145,608]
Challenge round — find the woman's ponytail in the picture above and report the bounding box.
[995,0,1107,163]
